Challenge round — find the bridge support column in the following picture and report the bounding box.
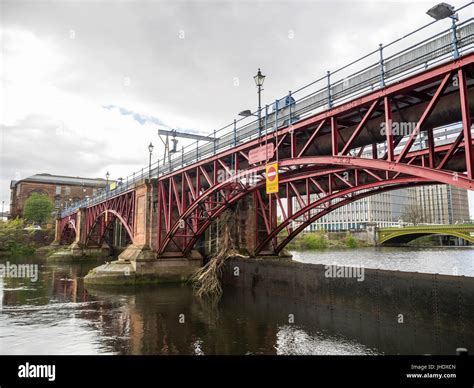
[86,179,201,285]
[228,195,258,256]
[50,219,62,246]
[68,208,86,255]
[118,180,155,263]
[366,222,378,246]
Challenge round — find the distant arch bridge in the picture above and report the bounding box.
[378,224,474,244]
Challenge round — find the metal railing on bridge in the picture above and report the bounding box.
[60,2,474,218]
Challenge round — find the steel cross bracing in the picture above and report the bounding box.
[80,190,136,248]
[57,55,474,255]
[155,57,474,256]
[60,11,473,218]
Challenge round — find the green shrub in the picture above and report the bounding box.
[302,232,328,249]
[345,232,358,248]
[0,218,52,256]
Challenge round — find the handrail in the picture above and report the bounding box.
[60,2,473,218]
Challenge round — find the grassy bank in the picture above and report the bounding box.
[286,231,370,251]
[0,219,54,257]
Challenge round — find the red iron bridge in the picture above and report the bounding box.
[55,5,474,266]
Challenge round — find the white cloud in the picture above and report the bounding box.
[0,0,472,217]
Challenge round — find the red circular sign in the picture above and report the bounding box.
[267,166,277,182]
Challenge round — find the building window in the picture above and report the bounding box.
[55,186,61,195]
[54,196,61,209]
[64,186,71,196]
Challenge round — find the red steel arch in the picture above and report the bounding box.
[156,57,474,256]
[83,190,135,247]
[56,54,474,257]
[84,209,135,247]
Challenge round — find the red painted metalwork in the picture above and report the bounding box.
[59,213,77,244]
[57,54,474,256]
[58,190,135,247]
[154,56,474,256]
[83,190,135,247]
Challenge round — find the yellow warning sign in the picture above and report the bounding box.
[266,163,279,194]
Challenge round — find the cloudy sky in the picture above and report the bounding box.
[1,0,472,214]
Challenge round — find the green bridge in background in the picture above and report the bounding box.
[378,224,474,245]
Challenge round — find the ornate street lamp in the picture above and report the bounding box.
[105,171,110,194]
[254,68,266,135]
[148,142,154,178]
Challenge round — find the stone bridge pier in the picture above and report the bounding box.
[84,179,203,285]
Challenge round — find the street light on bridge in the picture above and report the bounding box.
[426,2,455,20]
[426,2,459,58]
[148,142,154,178]
[239,68,266,137]
[105,171,110,193]
[254,68,265,136]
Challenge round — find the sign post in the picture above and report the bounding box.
[266,163,279,194]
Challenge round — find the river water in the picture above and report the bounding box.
[0,247,473,355]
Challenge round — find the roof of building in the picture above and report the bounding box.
[11,173,109,188]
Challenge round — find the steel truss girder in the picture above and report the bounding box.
[158,141,471,256]
[82,190,136,247]
[156,56,473,256]
[63,54,474,256]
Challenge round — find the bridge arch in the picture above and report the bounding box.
[84,209,135,247]
[379,228,474,245]
[158,155,454,255]
[60,219,77,245]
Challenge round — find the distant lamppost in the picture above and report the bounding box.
[1,201,4,221]
[254,68,266,134]
[105,171,110,194]
[426,2,459,58]
[148,142,154,178]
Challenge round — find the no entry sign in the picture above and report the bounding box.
[266,162,279,194]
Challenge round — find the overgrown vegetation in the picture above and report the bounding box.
[192,205,245,298]
[287,230,365,250]
[0,218,53,257]
[301,231,328,249]
[345,232,358,248]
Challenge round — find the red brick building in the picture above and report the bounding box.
[10,173,108,219]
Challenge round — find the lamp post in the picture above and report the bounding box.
[148,142,154,178]
[1,201,4,221]
[254,68,266,135]
[426,2,459,58]
[238,69,266,137]
[105,171,110,195]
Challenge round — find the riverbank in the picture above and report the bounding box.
[285,230,453,251]
[0,219,54,258]
[286,231,371,250]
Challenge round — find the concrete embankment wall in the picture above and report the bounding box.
[221,257,474,354]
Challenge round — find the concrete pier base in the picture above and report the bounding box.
[117,244,155,262]
[46,243,110,262]
[84,244,203,286]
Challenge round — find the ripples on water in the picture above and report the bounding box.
[0,247,472,355]
[291,246,474,276]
